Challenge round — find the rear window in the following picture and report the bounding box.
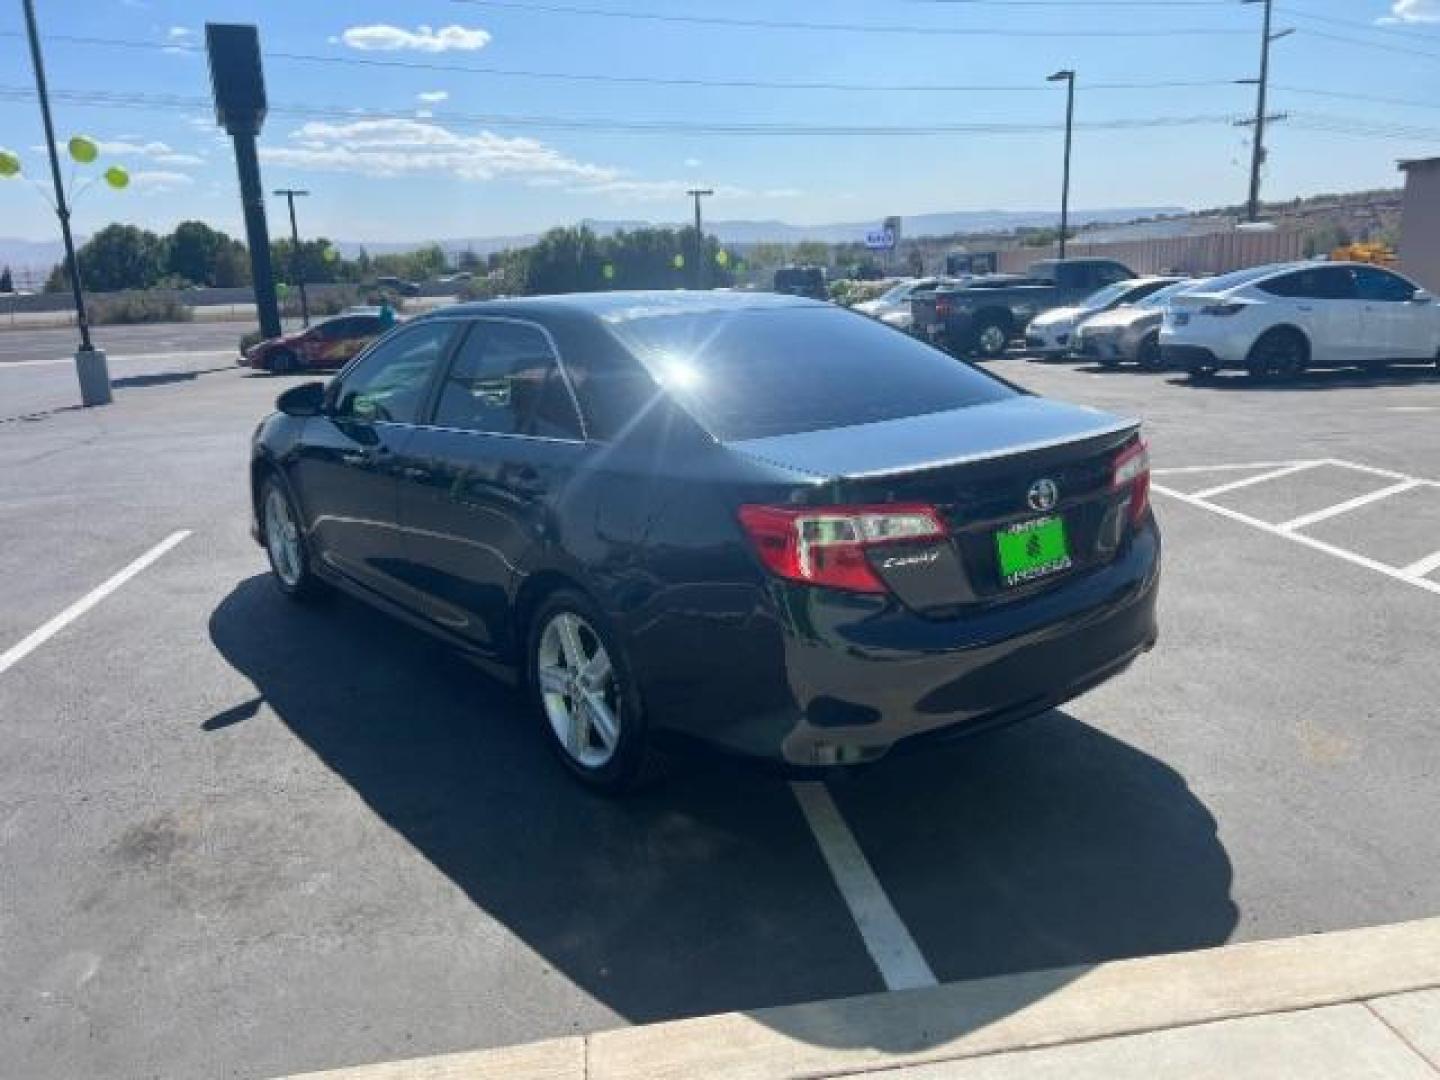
[606,305,1015,441]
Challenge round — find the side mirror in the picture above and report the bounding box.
[276,380,327,418]
[1412,289,1433,304]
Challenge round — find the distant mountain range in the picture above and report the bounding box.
[0,206,1185,273]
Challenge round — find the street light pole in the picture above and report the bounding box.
[274,188,310,327]
[687,188,713,290]
[22,0,111,405]
[1048,69,1076,261]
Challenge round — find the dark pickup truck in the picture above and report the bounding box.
[912,258,1136,357]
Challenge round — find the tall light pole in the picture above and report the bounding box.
[22,0,110,405]
[1048,69,1076,261]
[274,188,310,326]
[1239,0,1292,223]
[687,188,713,290]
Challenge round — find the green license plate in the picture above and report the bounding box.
[995,516,1073,587]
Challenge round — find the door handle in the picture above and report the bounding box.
[339,451,369,466]
[400,465,431,482]
[507,466,546,497]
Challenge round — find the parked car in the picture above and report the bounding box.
[250,292,1160,792]
[912,258,1137,358]
[375,275,422,297]
[853,276,964,327]
[1075,280,1201,369]
[240,312,391,374]
[1159,262,1440,379]
[1025,277,1184,358]
[773,264,828,301]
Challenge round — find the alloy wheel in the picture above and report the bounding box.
[977,324,1008,356]
[536,612,621,770]
[264,486,303,587]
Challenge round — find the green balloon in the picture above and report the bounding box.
[602,263,616,280]
[715,250,729,267]
[68,136,98,164]
[322,245,339,264]
[672,253,685,270]
[0,149,19,178]
[103,165,129,189]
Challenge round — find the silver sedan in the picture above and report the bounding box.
[1075,280,1200,369]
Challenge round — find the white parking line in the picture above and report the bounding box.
[1191,461,1327,501]
[791,781,937,992]
[1152,461,1311,477]
[1153,484,1440,597]
[1401,549,1440,579]
[1278,479,1423,532]
[0,531,192,677]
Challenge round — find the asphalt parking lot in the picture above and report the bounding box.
[2,337,1439,1079]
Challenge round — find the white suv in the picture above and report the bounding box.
[1159,261,1439,378]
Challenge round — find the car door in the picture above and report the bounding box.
[395,317,589,655]
[1258,267,1363,366]
[1353,266,1431,360]
[288,320,458,604]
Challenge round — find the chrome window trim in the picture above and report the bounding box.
[424,314,590,442]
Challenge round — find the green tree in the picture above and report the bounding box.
[271,238,341,285]
[791,240,831,267]
[457,248,482,273]
[167,220,232,286]
[0,265,12,293]
[211,242,251,287]
[46,223,167,292]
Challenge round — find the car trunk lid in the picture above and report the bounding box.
[728,397,1142,614]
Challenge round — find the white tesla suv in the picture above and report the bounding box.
[1159,261,1440,378]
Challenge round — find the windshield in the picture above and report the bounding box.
[1079,281,1138,311]
[1140,281,1196,308]
[877,280,919,303]
[608,305,1014,440]
[1198,265,1289,293]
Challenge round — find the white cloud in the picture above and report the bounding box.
[415,109,434,118]
[417,90,449,104]
[683,157,701,168]
[339,24,491,52]
[1382,0,1440,21]
[95,139,205,166]
[167,26,192,40]
[261,118,618,185]
[129,170,194,192]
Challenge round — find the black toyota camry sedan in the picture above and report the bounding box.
[250,291,1160,791]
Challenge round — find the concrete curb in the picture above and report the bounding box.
[281,916,1440,1080]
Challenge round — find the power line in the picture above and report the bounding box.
[1295,25,1440,61]
[1273,84,1440,112]
[445,0,1252,36]
[0,31,1242,94]
[0,85,1245,135]
[1276,6,1440,42]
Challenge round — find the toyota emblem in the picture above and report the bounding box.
[1027,478,1060,512]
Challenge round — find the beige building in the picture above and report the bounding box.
[1398,157,1440,292]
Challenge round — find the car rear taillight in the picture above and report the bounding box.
[1112,439,1151,523]
[1199,301,1246,318]
[934,298,952,319]
[737,504,947,594]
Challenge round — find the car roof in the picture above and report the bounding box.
[427,289,827,324]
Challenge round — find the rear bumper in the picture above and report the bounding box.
[644,521,1161,767]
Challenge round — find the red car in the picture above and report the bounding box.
[241,312,390,373]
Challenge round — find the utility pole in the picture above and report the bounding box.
[22,0,111,405]
[687,188,713,290]
[1239,0,1293,223]
[274,188,310,326]
[1047,70,1076,260]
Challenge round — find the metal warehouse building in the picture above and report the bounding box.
[1399,157,1440,292]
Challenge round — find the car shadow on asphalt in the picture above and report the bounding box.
[208,574,1236,1049]
[111,366,235,390]
[1169,366,1440,391]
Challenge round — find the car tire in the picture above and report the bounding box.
[270,348,299,376]
[1187,362,1218,383]
[1246,327,1308,380]
[1137,333,1164,370]
[528,589,663,795]
[259,476,325,602]
[1097,352,1120,369]
[971,317,1011,359]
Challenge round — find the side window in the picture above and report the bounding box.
[333,321,455,424]
[1260,268,1356,301]
[1353,267,1417,303]
[432,321,583,440]
[1093,264,1130,288]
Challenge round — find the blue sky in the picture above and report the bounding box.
[2,0,1439,243]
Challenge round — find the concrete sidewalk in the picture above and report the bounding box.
[284,917,1440,1079]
